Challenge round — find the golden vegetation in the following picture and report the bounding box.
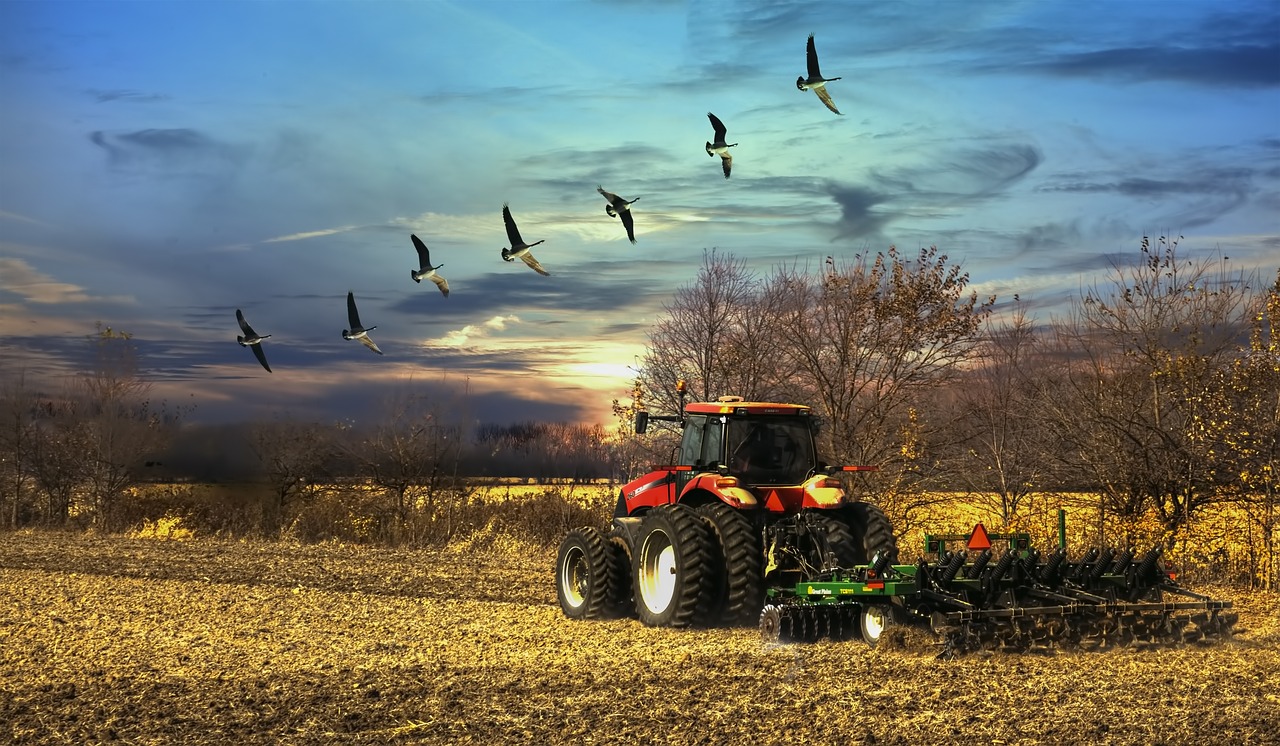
[1,532,1276,745]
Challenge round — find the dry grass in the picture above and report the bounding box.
[2,531,1278,745]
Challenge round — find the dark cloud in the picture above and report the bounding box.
[1026,44,1280,88]
[86,88,169,103]
[1040,165,1254,229]
[386,266,656,321]
[826,184,893,241]
[89,128,245,170]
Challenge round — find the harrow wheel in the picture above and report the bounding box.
[555,526,617,620]
[759,605,786,644]
[633,505,716,628]
[860,603,896,648]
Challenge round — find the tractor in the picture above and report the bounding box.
[555,385,897,634]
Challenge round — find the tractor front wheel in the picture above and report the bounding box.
[633,504,715,627]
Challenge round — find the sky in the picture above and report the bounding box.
[1,0,1277,429]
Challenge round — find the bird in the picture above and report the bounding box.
[705,112,737,179]
[409,234,449,297]
[235,309,272,372]
[342,291,383,355]
[598,186,639,244]
[500,203,550,275]
[796,34,842,115]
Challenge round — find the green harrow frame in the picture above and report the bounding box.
[760,518,1238,657]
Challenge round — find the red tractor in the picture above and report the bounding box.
[556,387,898,628]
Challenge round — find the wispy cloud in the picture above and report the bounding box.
[429,314,521,347]
[262,225,361,243]
[0,258,131,305]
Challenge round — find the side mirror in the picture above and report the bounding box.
[634,410,649,435]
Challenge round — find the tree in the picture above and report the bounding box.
[945,307,1052,526]
[250,416,336,535]
[640,250,786,420]
[353,391,468,544]
[77,326,176,529]
[1042,238,1253,546]
[0,371,38,527]
[768,246,995,501]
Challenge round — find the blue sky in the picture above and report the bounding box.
[1,0,1277,428]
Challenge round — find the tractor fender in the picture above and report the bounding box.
[681,473,758,509]
[799,474,847,509]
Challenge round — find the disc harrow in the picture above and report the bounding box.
[761,536,1238,658]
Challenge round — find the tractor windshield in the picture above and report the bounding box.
[725,416,815,485]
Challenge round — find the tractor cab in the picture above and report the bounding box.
[677,399,817,486]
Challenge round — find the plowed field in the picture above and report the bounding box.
[2,532,1277,745]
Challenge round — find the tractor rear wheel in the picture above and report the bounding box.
[556,526,617,620]
[633,504,716,627]
[696,502,763,626]
[604,528,634,618]
[840,501,899,565]
[809,512,860,568]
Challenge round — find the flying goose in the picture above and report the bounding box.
[597,186,639,244]
[410,234,449,297]
[796,34,842,115]
[500,203,550,275]
[342,291,383,355]
[235,309,272,372]
[705,112,736,179]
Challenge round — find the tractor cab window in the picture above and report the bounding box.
[679,415,707,466]
[726,417,814,484]
[700,418,724,468]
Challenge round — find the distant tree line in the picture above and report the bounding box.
[629,241,1280,589]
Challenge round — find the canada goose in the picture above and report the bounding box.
[410,234,449,297]
[796,34,842,115]
[235,309,272,372]
[705,112,737,179]
[500,203,550,275]
[342,291,383,355]
[597,186,639,244]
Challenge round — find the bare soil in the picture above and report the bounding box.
[1,531,1277,745]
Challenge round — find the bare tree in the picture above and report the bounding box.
[1043,238,1253,546]
[945,307,1052,526]
[640,250,779,417]
[0,371,38,527]
[250,416,336,535]
[77,326,175,529]
[769,246,995,490]
[352,391,469,544]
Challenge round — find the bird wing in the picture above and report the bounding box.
[359,335,383,355]
[597,185,618,204]
[250,343,271,372]
[236,309,256,337]
[814,85,842,115]
[346,292,362,330]
[708,112,727,141]
[520,251,550,276]
[620,210,636,244]
[411,234,431,269]
[720,151,732,179]
[502,203,524,246]
[430,274,450,297]
[806,34,822,78]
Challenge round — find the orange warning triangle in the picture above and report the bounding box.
[765,490,784,511]
[967,523,992,551]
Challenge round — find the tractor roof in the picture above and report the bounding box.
[685,397,811,416]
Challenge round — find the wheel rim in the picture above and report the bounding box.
[638,528,678,615]
[560,545,588,609]
[863,605,888,643]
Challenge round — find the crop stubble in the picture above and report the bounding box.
[1,533,1277,745]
